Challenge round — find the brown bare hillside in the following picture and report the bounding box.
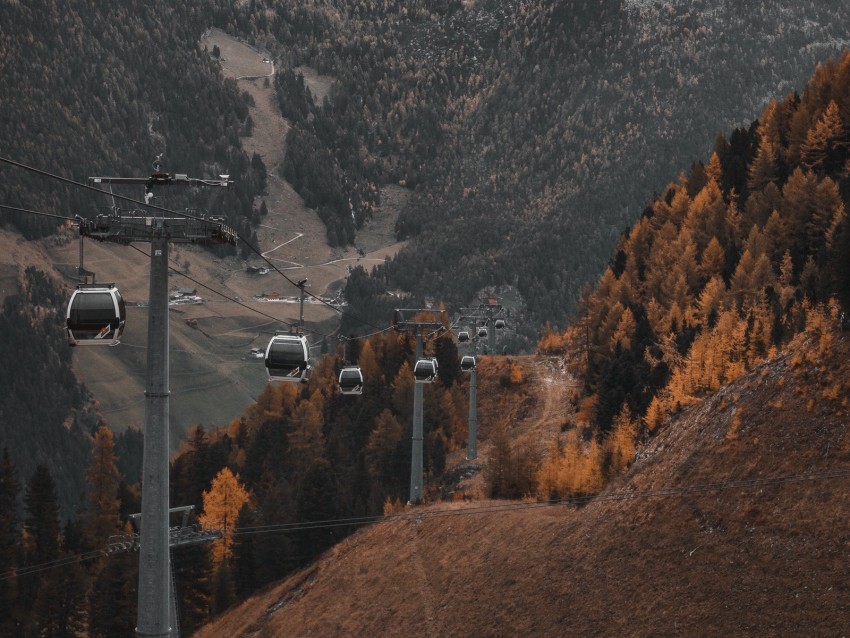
[196,333,850,637]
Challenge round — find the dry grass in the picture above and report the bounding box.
[196,337,850,637]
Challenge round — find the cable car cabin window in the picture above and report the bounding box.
[338,367,364,395]
[265,336,309,382]
[71,292,114,323]
[268,341,306,359]
[67,287,125,346]
[413,359,438,384]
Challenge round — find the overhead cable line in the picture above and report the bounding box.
[0,203,75,223]
[4,466,850,584]
[0,155,390,337]
[229,466,850,536]
[0,200,392,351]
[0,548,106,582]
[128,243,302,334]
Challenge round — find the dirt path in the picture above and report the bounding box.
[452,355,576,497]
[521,356,576,451]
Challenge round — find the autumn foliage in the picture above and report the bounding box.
[539,50,850,491]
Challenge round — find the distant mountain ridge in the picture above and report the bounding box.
[234,0,850,331]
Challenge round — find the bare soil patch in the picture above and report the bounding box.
[202,28,272,80]
[294,66,335,105]
[446,355,576,498]
[203,29,408,302]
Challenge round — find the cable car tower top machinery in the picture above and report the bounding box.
[81,155,236,247]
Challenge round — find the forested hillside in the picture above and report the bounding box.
[193,41,850,636]
[195,328,850,637]
[538,50,850,491]
[5,0,850,634]
[0,265,91,518]
[0,0,264,249]
[217,0,850,331]
[0,324,478,634]
[0,0,270,502]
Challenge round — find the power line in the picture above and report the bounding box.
[0,548,106,582]
[0,155,390,336]
[0,203,75,224]
[0,199,394,351]
[127,243,301,334]
[236,237,387,335]
[231,466,850,536]
[4,466,849,584]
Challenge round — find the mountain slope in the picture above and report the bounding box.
[273,0,850,329]
[195,329,850,636]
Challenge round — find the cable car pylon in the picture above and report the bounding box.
[392,308,447,503]
[84,160,234,638]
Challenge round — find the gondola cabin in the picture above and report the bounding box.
[477,326,488,339]
[460,355,476,372]
[66,283,126,346]
[495,319,506,329]
[264,334,310,382]
[458,331,470,343]
[338,366,364,395]
[413,358,438,384]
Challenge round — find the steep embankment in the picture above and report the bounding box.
[196,331,850,637]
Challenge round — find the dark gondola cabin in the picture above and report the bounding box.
[413,358,438,384]
[495,319,505,329]
[477,326,488,338]
[338,367,364,395]
[460,355,476,372]
[458,331,470,343]
[66,283,126,346]
[265,334,310,382]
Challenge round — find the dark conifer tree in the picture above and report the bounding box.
[89,548,137,638]
[213,560,237,614]
[171,425,212,509]
[231,503,258,599]
[18,465,61,612]
[31,559,88,638]
[247,470,298,588]
[295,459,341,562]
[0,448,20,634]
[434,334,461,389]
[173,543,213,636]
[82,426,122,553]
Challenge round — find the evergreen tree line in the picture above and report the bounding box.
[0,428,141,637]
[0,267,95,520]
[1,328,474,634]
[168,330,469,611]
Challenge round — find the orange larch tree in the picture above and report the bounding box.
[200,467,251,566]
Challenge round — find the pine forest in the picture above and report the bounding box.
[3,0,850,635]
